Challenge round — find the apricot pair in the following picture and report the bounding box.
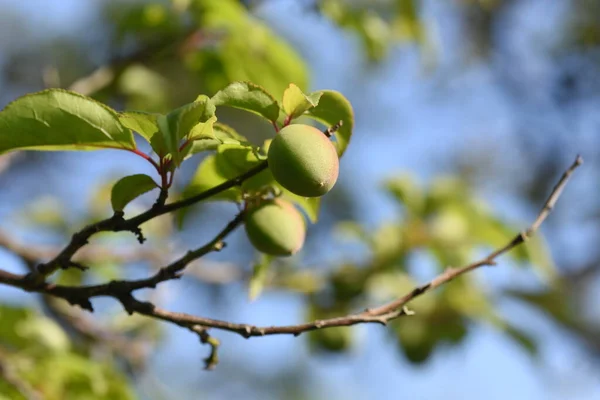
[244,124,339,256]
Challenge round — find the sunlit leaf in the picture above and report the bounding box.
[182,154,241,203]
[305,90,354,157]
[212,81,280,122]
[215,143,272,192]
[118,111,166,156]
[189,115,217,141]
[282,83,322,120]
[111,174,158,212]
[213,122,247,143]
[0,89,135,154]
[163,96,216,166]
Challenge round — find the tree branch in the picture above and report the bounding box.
[26,161,267,281]
[0,156,582,353]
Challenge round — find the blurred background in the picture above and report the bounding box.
[0,0,599,399]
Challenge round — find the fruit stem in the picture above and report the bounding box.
[323,120,343,138]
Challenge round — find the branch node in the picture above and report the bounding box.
[323,120,343,138]
[68,297,94,312]
[153,189,169,209]
[195,328,220,370]
[63,261,89,271]
[402,306,415,316]
[242,326,252,338]
[411,284,430,297]
[130,226,146,244]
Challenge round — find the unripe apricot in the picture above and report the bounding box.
[244,199,306,256]
[268,124,339,197]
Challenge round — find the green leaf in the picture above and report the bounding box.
[182,118,244,160]
[213,122,247,143]
[168,96,216,141]
[118,111,166,155]
[0,89,135,154]
[184,138,221,158]
[216,143,262,175]
[189,115,217,141]
[182,154,241,203]
[282,83,322,120]
[249,254,274,301]
[110,174,158,212]
[118,111,159,142]
[216,143,272,192]
[212,81,280,122]
[163,96,217,166]
[191,0,309,97]
[305,90,354,157]
[181,116,219,160]
[157,114,173,159]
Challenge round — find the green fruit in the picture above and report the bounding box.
[268,124,339,197]
[244,199,306,256]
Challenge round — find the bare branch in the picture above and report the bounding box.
[0,155,583,368]
[27,161,266,281]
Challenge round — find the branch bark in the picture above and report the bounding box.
[27,161,267,281]
[0,155,583,368]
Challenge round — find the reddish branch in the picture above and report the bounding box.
[0,155,583,369]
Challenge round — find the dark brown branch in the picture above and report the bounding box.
[4,212,245,309]
[28,161,267,281]
[0,230,164,266]
[0,156,582,346]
